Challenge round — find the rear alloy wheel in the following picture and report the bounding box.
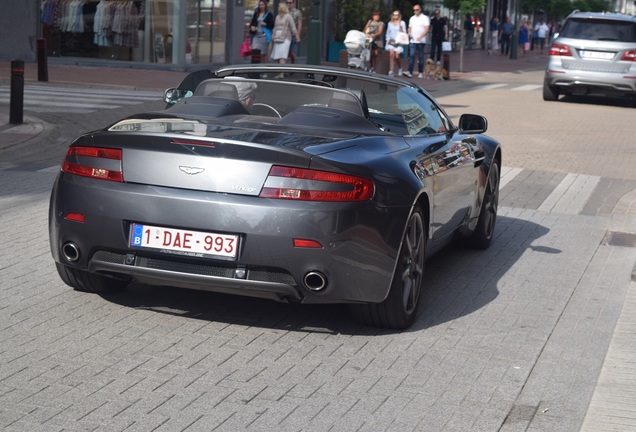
[351,207,425,329]
[56,263,128,294]
[471,161,499,249]
[543,81,560,101]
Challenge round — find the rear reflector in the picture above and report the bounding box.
[293,239,323,248]
[260,166,374,202]
[64,213,85,223]
[62,146,123,182]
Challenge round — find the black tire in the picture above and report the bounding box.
[351,207,425,329]
[543,81,559,101]
[471,161,499,249]
[56,263,128,294]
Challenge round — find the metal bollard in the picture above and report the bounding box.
[442,53,450,80]
[10,59,25,125]
[37,38,48,82]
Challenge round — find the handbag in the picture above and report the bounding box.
[262,12,272,43]
[442,41,452,51]
[273,28,285,43]
[240,36,251,57]
[263,26,272,43]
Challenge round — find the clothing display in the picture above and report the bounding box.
[40,0,144,59]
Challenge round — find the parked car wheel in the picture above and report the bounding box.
[56,263,128,294]
[543,81,560,101]
[471,161,499,249]
[351,207,425,329]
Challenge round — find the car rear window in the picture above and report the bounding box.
[560,18,636,42]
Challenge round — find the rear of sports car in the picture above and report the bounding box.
[49,121,412,307]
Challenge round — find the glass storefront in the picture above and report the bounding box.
[39,0,230,66]
[186,0,227,64]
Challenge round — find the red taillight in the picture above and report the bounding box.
[260,166,374,202]
[62,146,123,182]
[621,50,636,62]
[548,44,572,57]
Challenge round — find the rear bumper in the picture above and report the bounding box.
[50,173,410,304]
[544,67,636,96]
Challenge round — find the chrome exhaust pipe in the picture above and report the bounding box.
[62,242,80,262]
[304,271,327,291]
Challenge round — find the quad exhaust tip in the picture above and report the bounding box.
[62,242,80,262]
[304,271,327,291]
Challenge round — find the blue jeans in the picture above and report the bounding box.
[408,43,426,73]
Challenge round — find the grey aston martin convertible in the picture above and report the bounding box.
[49,64,502,329]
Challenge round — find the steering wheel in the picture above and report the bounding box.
[252,103,281,118]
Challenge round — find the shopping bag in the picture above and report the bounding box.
[396,32,409,45]
[442,41,452,51]
[240,36,252,57]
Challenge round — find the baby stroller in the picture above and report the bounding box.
[344,30,371,70]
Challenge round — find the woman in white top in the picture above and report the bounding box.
[385,11,407,76]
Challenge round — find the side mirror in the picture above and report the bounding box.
[164,88,192,105]
[458,114,488,134]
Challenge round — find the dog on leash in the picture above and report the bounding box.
[423,58,436,79]
[424,58,449,80]
[433,64,449,80]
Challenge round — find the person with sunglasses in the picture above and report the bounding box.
[404,4,430,78]
[286,0,302,64]
[428,9,448,65]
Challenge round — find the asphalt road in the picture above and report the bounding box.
[1,68,635,431]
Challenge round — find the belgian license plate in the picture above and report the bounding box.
[580,50,613,60]
[130,223,238,259]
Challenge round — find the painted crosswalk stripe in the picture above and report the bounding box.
[500,166,523,190]
[476,83,508,91]
[512,84,542,91]
[0,85,162,114]
[538,173,601,214]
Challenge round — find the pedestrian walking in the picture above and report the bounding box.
[249,0,274,64]
[287,0,302,64]
[385,10,407,76]
[363,11,385,73]
[270,3,300,73]
[463,14,474,49]
[518,20,530,57]
[500,16,514,55]
[429,8,448,64]
[490,16,500,52]
[536,19,550,54]
[404,4,430,78]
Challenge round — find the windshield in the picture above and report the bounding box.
[561,18,636,42]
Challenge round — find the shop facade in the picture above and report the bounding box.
[31,0,315,69]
